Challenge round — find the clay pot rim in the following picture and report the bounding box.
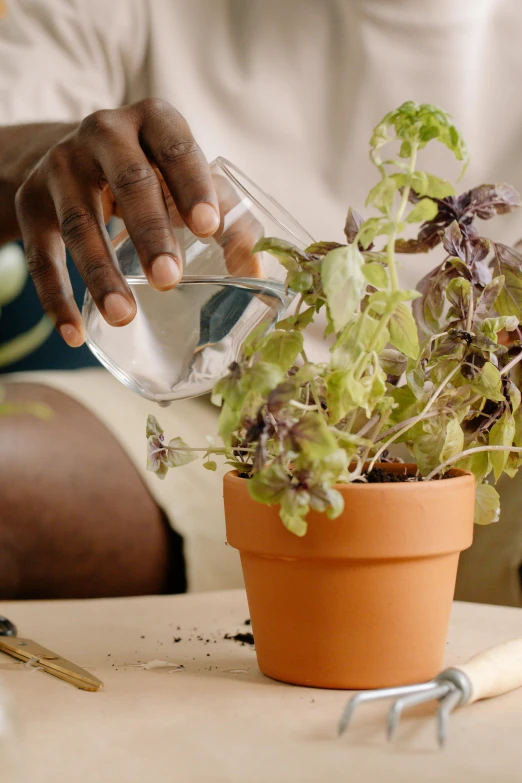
[224,463,475,493]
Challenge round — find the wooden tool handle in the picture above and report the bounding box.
[458,638,522,704]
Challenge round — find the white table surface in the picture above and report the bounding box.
[1,590,522,783]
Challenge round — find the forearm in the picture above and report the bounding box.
[0,122,77,243]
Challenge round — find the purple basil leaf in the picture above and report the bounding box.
[253,431,269,473]
[344,207,365,244]
[472,260,493,287]
[306,241,345,257]
[447,257,472,278]
[468,184,521,220]
[394,238,432,254]
[442,221,466,261]
[414,262,459,335]
[493,243,522,319]
[469,237,490,265]
[267,381,298,415]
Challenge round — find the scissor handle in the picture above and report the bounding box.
[0,616,17,637]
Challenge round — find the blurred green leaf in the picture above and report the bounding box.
[0,244,28,307]
[260,331,303,371]
[470,362,504,402]
[474,483,500,525]
[489,411,515,481]
[0,315,53,368]
[406,198,438,224]
[389,303,419,360]
[167,437,198,468]
[322,244,366,332]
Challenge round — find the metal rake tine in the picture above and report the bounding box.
[387,683,450,742]
[436,686,462,749]
[338,682,435,736]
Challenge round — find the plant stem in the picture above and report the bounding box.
[425,445,522,480]
[367,364,460,469]
[344,410,359,433]
[465,292,474,333]
[356,414,380,438]
[165,445,254,455]
[501,349,522,376]
[361,411,390,465]
[375,409,440,443]
[300,349,326,421]
[386,144,418,292]
[290,399,320,411]
[353,143,419,383]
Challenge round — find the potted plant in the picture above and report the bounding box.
[147,102,522,689]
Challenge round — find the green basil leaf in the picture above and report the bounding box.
[167,437,198,468]
[248,463,291,505]
[470,362,505,402]
[146,414,163,438]
[260,331,303,371]
[494,244,522,320]
[406,198,438,224]
[489,411,516,481]
[252,237,307,272]
[306,241,345,256]
[422,173,455,199]
[455,448,491,483]
[287,270,314,292]
[365,176,399,213]
[412,418,447,474]
[321,244,366,332]
[290,412,337,459]
[357,217,389,249]
[389,303,420,360]
[276,306,315,332]
[280,487,310,537]
[440,417,464,463]
[242,362,285,398]
[379,348,408,377]
[481,316,519,341]
[362,262,388,289]
[474,483,500,525]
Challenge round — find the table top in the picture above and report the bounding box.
[1,590,521,783]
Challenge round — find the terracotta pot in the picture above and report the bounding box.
[224,464,475,689]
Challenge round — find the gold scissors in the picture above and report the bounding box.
[0,615,103,691]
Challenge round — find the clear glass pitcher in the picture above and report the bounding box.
[83,158,313,403]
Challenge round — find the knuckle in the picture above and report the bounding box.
[137,97,173,116]
[38,285,67,315]
[14,180,35,214]
[156,138,201,169]
[25,250,66,313]
[132,213,173,244]
[26,248,54,285]
[79,109,118,139]
[44,142,72,177]
[59,206,99,246]
[112,162,157,196]
[81,257,112,288]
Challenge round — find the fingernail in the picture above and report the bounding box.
[151,255,181,289]
[104,292,135,324]
[191,202,220,236]
[59,324,84,347]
